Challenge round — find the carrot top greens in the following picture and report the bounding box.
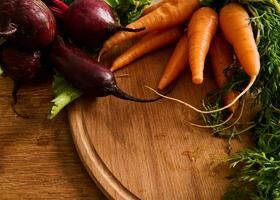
[201,1,280,199]
[224,2,280,199]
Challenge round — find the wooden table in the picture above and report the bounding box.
[0,77,107,199]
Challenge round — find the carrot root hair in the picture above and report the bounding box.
[145,75,256,114]
[221,98,245,131]
[187,112,234,128]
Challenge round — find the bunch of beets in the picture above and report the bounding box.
[0,0,153,117]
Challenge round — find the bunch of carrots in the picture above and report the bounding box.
[98,0,260,124]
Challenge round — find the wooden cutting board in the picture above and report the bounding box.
[68,45,249,200]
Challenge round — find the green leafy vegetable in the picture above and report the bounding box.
[105,0,151,24]
[48,72,82,119]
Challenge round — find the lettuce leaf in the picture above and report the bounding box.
[48,72,82,119]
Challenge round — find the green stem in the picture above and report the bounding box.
[272,0,280,13]
[242,0,280,13]
[248,5,263,45]
[236,124,257,135]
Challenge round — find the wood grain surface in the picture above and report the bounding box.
[69,46,251,200]
[0,78,106,200]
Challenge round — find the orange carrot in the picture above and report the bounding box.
[111,27,183,72]
[188,7,218,85]
[216,3,260,111]
[98,0,199,60]
[220,3,260,77]
[158,33,188,90]
[147,4,260,114]
[209,33,238,113]
[142,0,169,15]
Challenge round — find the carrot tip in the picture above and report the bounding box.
[158,79,167,91]
[157,85,164,91]
[192,77,203,85]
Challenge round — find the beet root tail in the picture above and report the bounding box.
[111,86,161,103]
[11,81,30,119]
[116,26,146,33]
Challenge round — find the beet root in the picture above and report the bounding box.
[49,37,159,103]
[1,46,43,81]
[0,0,56,49]
[46,0,144,48]
[0,44,44,118]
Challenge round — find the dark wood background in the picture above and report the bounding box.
[0,77,107,199]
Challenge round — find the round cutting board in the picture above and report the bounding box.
[68,46,249,200]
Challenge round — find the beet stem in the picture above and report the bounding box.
[116,26,146,33]
[110,85,161,103]
[52,0,69,12]
[50,6,67,19]
[0,23,17,37]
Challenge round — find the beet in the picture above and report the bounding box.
[49,37,159,102]
[0,44,44,118]
[0,0,56,49]
[1,46,43,81]
[46,0,144,48]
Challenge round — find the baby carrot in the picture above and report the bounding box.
[214,3,260,111]
[210,33,238,113]
[142,0,170,15]
[147,4,260,114]
[188,7,218,84]
[158,33,188,90]
[98,0,199,60]
[111,27,183,72]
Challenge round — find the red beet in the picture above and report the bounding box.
[50,37,158,102]
[0,44,44,118]
[0,0,56,49]
[1,46,43,81]
[46,0,144,48]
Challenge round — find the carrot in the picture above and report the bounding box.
[214,3,260,111]
[142,0,170,16]
[147,3,260,114]
[188,7,218,85]
[220,3,260,77]
[177,33,237,128]
[98,0,199,60]
[158,33,188,90]
[209,33,238,113]
[111,27,183,72]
